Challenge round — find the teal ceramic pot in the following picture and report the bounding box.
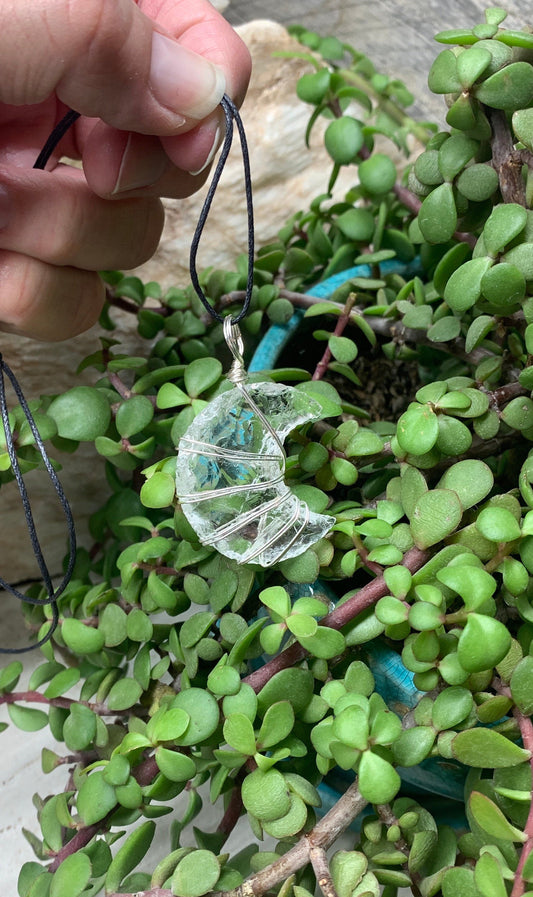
[250,264,469,827]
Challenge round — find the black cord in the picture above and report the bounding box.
[0,108,81,653]
[189,94,254,325]
[0,94,253,652]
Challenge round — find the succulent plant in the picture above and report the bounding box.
[5,7,533,897]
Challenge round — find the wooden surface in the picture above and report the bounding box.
[225,0,530,121]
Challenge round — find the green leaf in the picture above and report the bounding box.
[8,704,48,732]
[393,726,436,767]
[438,460,493,509]
[297,69,331,104]
[155,747,196,782]
[106,678,143,711]
[452,728,531,767]
[330,851,368,897]
[324,116,364,164]
[432,687,473,730]
[223,713,256,756]
[438,134,478,181]
[105,821,156,894]
[298,626,345,659]
[257,701,295,749]
[476,61,533,110]
[77,771,116,825]
[262,793,308,838]
[184,358,222,398]
[336,209,375,242]
[50,854,91,897]
[357,750,401,804]
[172,850,220,897]
[257,668,313,716]
[0,660,23,693]
[456,46,492,88]
[126,608,153,642]
[457,163,500,202]
[510,656,533,715]
[484,203,528,255]
[259,586,291,620]
[476,507,521,542]
[444,257,493,312]
[501,397,533,431]
[241,768,291,822]
[329,335,358,364]
[358,154,397,196]
[513,107,533,151]
[465,314,495,353]
[62,618,105,655]
[469,791,527,842]
[48,386,111,441]
[172,688,220,746]
[428,50,462,93]
[396,404,439,455]
[141,471,175,508]
[436,415,472,456]
[458,614,512,673]
[474,852,508,897]
[418,183,457,244]
[442,867,482,897]
[427,315,461,342]
[481,262,526,310]
[410,489,463,549]
[63,704,97,751]
[148,707,190,743]
[115,395,154,438]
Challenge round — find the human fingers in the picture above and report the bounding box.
[0,0,245,135]
[0,253,105,342]
[82,111,224,197]
[0,164,165,270]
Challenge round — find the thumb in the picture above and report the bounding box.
[0,0,227,135]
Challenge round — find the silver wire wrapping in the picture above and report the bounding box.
[175,320,335,567]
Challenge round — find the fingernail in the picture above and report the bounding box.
[150,32,226,121]
[112,134,168,194]
[188,124,223,176]
[0,186,11,228]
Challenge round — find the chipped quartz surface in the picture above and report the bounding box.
[176,382,334,566]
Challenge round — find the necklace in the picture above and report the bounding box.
[176,96,334,567]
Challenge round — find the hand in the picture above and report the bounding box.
[0,0,251,340]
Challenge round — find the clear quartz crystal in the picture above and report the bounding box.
[176,381,334,566]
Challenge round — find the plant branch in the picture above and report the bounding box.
[0,690,112,716]
[309,846,339,897]
[107,779,368,897]
[489,108,528,206]
[48,755,161,872]
[244,545,428,693]
[511,709,533,897]
[313,293,356,380]
[217,783,244,844]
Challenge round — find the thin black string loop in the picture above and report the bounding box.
[0,108,81,653]
[189,94,254,325]
[1,93,253,652]
[0,355,76,653]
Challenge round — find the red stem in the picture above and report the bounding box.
[313,294,356,381]
[0,691,110,715]
[511,710,533,897]
[244,545,428,693]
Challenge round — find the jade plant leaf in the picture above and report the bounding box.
[418,183,457,243]
[410,489,463,549]
[452,728,531,767]
[469,791,527,842]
